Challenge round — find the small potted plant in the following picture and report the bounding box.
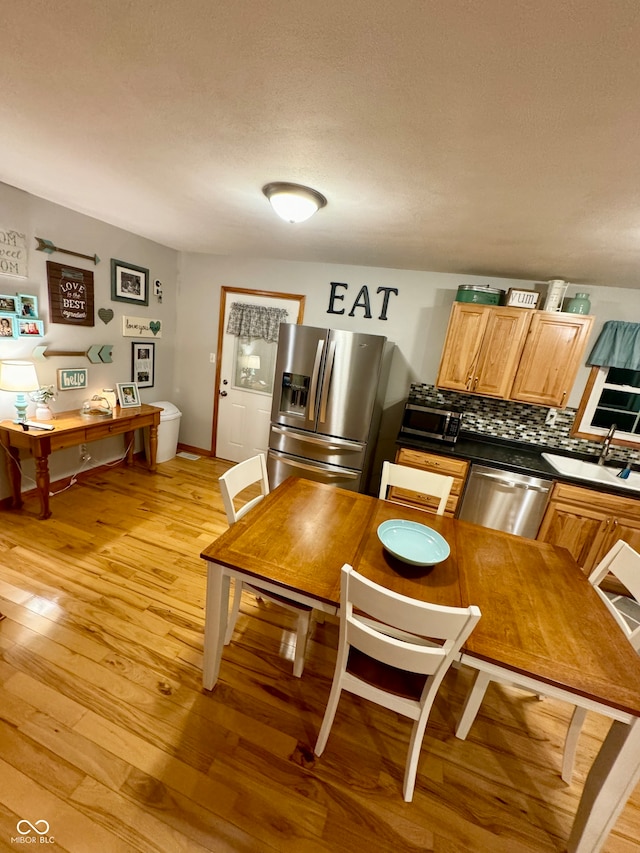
[30,385,56,420]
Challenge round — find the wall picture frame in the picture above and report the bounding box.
[131,341,155,388]
[47,261,95,326]
[0,294,19,313]
[111,259,149,306]
[0,312,18,338]
[18,293,38,318]
[116,381,141,408]
[18,318,44,337]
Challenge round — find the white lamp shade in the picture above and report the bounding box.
[269,191,319,223]
[263,182,327,223]
[246,355,261,369]
[0,360,40,392]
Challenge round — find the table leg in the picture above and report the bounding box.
[456,668,491,739]
[568,717,640,853]
[4,445,23,509]
[147,422,158,471]
[123,430,134,465]
[34,453,51,519]
[202,562,230,690]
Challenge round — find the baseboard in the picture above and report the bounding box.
[177,442,212,457]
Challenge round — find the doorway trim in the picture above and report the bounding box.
[212,287,306,457]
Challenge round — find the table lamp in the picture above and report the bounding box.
[0,359,40,422]
[239,354,261,383]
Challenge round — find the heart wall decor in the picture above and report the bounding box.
[98,308,114,324]
[150,321,161,336]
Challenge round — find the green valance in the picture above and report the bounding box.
[587,321,640,370]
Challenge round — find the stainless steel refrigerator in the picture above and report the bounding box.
[267,324,389,492]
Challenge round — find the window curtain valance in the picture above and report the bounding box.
[226,303,288,343]
[587,321,640,371]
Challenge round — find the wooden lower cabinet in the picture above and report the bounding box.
[537,482,640,592]
[393,447,469,516]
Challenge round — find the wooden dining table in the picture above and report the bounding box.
[200,476,640,853]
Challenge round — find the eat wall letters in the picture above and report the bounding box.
[327,281,398,320]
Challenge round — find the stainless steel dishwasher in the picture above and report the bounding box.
[458,464,553,539]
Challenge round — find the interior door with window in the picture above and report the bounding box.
[214,289,305,463]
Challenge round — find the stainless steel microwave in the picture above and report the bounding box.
[399,403,463,444]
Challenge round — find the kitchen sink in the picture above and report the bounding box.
[541,453,640,493]
[609,469,640,493]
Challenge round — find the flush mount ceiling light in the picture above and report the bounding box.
[262,182,327,223]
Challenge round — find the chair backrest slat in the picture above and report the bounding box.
[378,461,453,515]
[589,540,640,649]
[219,454,269,524]
[341,565,481,675]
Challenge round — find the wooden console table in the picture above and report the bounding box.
[0,403,162,519]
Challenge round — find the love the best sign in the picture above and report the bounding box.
[47,261,94,326]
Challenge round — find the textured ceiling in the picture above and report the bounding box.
[1,1,639,289]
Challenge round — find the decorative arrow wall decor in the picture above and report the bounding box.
[36,237,100,265]
[32,344,113,363]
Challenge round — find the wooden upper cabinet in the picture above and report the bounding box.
[436,303,489,392]
[436,303,531,398]
[510,313,594,408]
[436,303,593,408]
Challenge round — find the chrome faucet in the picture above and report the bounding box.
[598,423,617,465]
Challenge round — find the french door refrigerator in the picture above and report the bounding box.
[267,324,389,492]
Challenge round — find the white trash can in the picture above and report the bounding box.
[148,400,182,463]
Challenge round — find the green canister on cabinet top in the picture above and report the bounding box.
[456,284,505,305]
[565,292,591,314]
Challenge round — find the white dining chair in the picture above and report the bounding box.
[561,540,640,783]
[314,563,481,802]
[378,461,454,516]
[218,454,312,677]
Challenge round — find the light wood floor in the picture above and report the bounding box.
[1,454,639,852]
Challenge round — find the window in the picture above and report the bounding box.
[576,366,640,443]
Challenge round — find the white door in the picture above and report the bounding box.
[216,292,303,463]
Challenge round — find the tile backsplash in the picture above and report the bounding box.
[408,384,639,467]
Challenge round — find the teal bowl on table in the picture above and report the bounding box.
[377,519,450,567]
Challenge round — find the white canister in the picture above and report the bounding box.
[543,279,568,312]
[102,388,117,411]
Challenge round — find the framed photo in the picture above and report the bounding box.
[0,294,19,313]
[0,312,17,338]
[116,381,141,408]
[111,259,149,306]
[131,341,155,388]
[18,318,44,337]
[18,293,38,318]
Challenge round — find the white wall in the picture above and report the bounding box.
[175,253,640,454]
[2,180,639,503]
[0,183,178,499]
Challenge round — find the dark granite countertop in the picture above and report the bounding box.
[396,431,638,499]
